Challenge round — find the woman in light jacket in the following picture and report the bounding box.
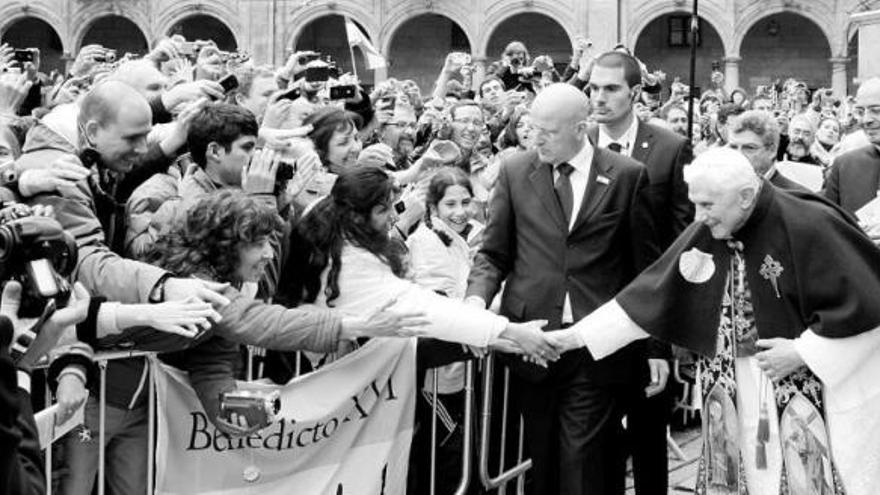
[282,167,555,365]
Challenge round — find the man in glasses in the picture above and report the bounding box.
[823,77,880,244]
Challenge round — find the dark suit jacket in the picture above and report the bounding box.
[823,144,880,214]
[466,147,661,383]
[588,121,694,249]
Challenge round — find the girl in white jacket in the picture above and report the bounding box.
[405,168,485,494]
[406,167,484,394]
[283,167,555,366]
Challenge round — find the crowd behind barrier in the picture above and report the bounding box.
[1,30,880,495]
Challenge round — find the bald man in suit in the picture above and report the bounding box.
[466,83,660,494]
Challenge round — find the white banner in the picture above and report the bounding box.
[154,338,416,495]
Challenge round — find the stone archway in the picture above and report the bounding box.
[294,15,374,86]
[1,16,65,74]
[386,13,471,93]
[168,14,238,51]
[81,15,149,56]
[484,12,571,71]
[740,12,832,93]
[634,14,725,95]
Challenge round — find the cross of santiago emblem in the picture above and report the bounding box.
[759,254,783,298]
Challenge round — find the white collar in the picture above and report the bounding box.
[565,139,594,174]
[599,114,640,153]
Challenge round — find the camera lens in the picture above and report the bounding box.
[0,225,17,262]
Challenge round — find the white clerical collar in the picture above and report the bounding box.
[764,165,777,180]
[598,114,640,156]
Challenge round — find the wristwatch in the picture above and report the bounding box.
[149,274,172,303]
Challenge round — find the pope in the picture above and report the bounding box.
[547,147,880,495]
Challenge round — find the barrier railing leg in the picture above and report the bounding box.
[147,358,155,495]
[497,366,510,495]
[429,369,439,495]
[478,353,532,491]
[45,384,53,495]
[98,360,107,495]
[517,415,526,495]
[453,362,474,495]
[246,346,254,382]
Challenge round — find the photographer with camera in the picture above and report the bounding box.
[1,277,92,495]
[496,41,532,91]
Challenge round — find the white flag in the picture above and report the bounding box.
[344,17,386,70]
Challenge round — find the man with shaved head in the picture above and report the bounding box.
[824,77,880,244]
[466,83,660,494]
[14,80,231,495]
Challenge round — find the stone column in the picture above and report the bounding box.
[830,57,849,97]
[851,10,880,81]
[723,56,741,93]
[471,56,488,92]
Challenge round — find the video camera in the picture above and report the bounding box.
[220,389,281,428]
[0,211,77,319]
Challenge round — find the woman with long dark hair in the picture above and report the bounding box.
[284,166,555,363]
[150,189,425,434]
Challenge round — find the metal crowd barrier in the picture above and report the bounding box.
[35,348,532,494]
[38,349,157,495]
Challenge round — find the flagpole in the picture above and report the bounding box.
[687,0,699,144]
[344,17,360,80]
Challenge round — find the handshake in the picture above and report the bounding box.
[493,319,585,367]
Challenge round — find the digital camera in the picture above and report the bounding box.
[0,214,78,318]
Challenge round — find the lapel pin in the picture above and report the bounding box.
[597,175,610,185]
[641,142,648,149]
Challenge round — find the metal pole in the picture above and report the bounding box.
[453,362,474,495]
[45,385,52,495]
[478,353,532,490]
[430,370,439,495]
[687,0,700,144]
[147,359,156,495]
[98,361,107,495]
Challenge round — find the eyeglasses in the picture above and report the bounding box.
[854,105,880,118]
[452,119,484,128]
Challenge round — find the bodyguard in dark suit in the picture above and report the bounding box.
[466,83,660,494]
[586,51,692,495]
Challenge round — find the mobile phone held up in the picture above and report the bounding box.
[218,74,239,94]
[329,84,357,100]
[13,48,37,64]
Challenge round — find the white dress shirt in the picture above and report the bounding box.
[598,114,640,157]
[555,140,594,323]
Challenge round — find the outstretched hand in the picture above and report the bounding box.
[499,320,558,367]
[542,328,584,355]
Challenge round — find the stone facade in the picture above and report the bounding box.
[0,0,877,95]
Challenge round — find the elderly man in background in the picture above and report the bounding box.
[727,110,806,191]
[548,147,880,495]
[781,113,820,165]
[824,77,880,244]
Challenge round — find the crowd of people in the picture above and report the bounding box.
[1,31,880,495]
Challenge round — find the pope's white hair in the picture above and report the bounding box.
[683,147,760,192]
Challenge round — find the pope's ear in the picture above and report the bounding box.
[738,185,759,207]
